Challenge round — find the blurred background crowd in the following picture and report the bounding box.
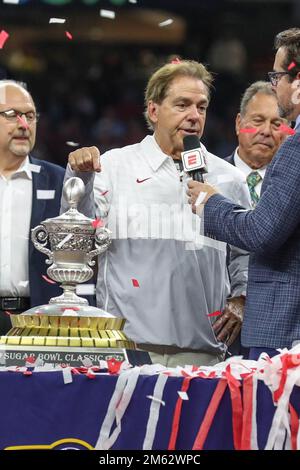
[0,0,299,167]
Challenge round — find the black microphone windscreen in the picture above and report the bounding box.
[183,135,200,151]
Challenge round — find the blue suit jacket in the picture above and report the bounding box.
[204,127,300,349]
[29,156,65,307]
[224,152,235,166]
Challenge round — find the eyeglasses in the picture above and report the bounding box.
[268,71,291,87]
[0,109,39,123]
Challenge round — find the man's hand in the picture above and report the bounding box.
[187,180,218,213]
[212,296,245,346]
[68,146,101,173]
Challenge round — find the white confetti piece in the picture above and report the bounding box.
[177,391,189,400]
[49,18,66,24]
[100,9,115,19]
[18,280,29,288]
[28,163,41,173]
[56,233,73,249]
[62,309,78,317]
[128,0,137,3]
[36,189,55,200]
[195,191,207,206]
[62,367,73,384]
[3,0,19,4]
[82,357,93,368]
[76,284,95,295]
[158,19,173,27]
[146,395,165,406]
[66,141,79,147]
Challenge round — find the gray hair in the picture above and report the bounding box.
[240,81,276,116]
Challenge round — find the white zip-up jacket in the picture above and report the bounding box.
[62,135,251,354]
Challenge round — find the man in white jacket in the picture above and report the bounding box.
[61,60,250,367]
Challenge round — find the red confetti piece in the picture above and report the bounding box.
[171,57,181,64]
[107,358,123,374]
[26,355,36,364]
[100,190,109,196]
[4,311,11,316]
[92,218,104,229]
[0,30,9,49]
[17,115,29,129]
[42,274,56,285]
[65,31,73,40]
[239,128,257,134]
[132,279,139,287]
[279,123,296,135]
[23,370,33,376]
[60,306,80,312]
[288,61,296,71]
[207,310,222,318]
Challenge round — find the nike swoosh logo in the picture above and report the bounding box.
[136,177,151,184]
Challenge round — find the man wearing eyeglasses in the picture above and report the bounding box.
[187,28,300,361]
[0,80,65,335]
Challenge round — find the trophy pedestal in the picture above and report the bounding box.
[0,312,151,367]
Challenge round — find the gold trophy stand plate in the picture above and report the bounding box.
[0,314,151,367]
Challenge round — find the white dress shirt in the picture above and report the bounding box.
[233,148,266,197]
[0,156,32,297]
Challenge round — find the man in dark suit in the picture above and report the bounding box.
[225,81,285,208]
[223,81,285,357]
[187,28,300,360]
[0,80,65,334]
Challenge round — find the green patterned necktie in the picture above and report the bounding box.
[246,171,262,207]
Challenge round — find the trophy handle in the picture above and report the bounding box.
[31,225,54,265]
[86,228,112,266]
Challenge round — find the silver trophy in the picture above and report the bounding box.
[29,177,112,316]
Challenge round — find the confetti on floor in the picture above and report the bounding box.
[65,31,73,40]
[132,279,140,287]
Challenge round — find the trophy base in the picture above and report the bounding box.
[0,344,152,368]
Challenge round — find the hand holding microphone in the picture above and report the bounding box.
[182,135,218,211]
[181,135,207,182]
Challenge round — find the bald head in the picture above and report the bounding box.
[0,81,37,166]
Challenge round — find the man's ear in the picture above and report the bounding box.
[147,100,159,124]
[235,113,241,136]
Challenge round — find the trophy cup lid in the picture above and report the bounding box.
[40,177,94,230]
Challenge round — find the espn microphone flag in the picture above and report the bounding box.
[181,135,207,173]
[188,154,197,166]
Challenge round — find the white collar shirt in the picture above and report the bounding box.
[0,156,32,297]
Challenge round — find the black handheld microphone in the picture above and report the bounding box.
[181,135,207,182]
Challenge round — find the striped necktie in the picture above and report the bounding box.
[246,171,262,207]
